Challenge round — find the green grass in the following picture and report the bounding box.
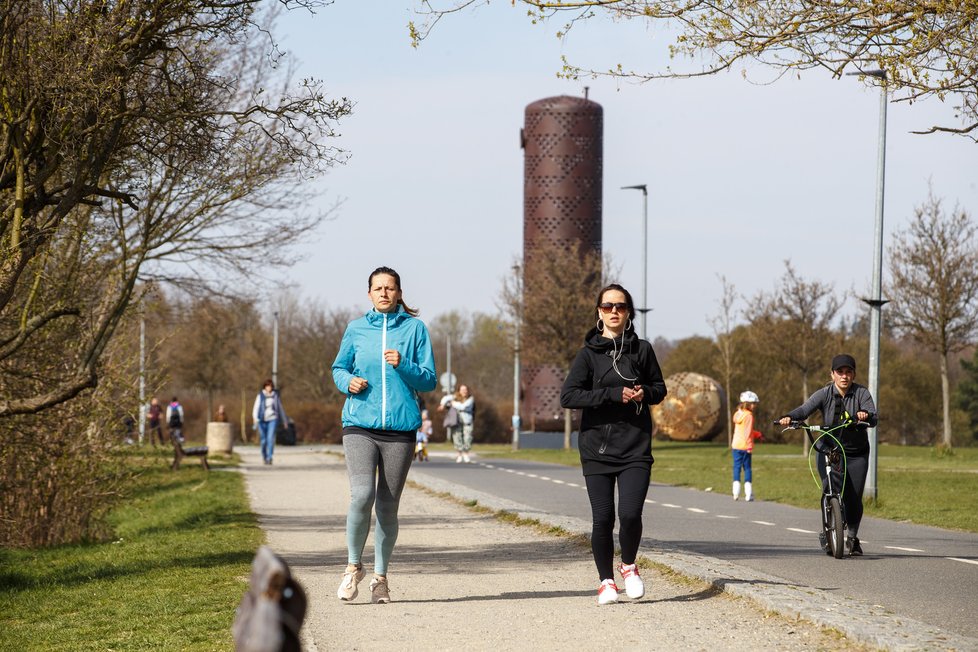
[0,448,263,651]
[468,440,978,533]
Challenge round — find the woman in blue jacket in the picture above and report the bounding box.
[331,266,436,604]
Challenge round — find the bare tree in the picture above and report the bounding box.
[413,1,978,139]
[747,261,843,452]
[0,2,351,417]
[500,241,613,447]
[887,191,978,449]
[708,275,739,446]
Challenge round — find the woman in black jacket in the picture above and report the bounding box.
[560,283,667,605]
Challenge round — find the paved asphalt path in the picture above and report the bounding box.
[407,450,978,646]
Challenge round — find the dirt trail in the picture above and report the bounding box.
[239,446,855,651]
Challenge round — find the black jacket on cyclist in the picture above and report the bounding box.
[560,327,667,475]
[784,383,878,455]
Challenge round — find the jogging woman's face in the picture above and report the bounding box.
[598,289,630,329]
[368,273,401,313]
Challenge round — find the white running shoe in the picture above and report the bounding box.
[618,563,645,599]
[597,579,619,605]
[455,454,463,463]
[462,452,471,463]
[337,563,365,601]
[369,575,391,604]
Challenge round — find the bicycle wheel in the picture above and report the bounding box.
[826,496,845,559]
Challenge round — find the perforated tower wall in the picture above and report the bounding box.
[521,95,603,430]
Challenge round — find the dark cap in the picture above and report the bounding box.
[831,354,856,371]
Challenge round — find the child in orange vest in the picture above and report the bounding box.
[732,391,763,501]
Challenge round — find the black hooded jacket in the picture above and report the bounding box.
[560,327,667,475]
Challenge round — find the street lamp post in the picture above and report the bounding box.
[272,311,279,389]
[848,69,888,502]
[512,263,522,451]
[621,184,649,340]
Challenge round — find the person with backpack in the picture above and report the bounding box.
[252,379,288,466]
[166,397,185,444]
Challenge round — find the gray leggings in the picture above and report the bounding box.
[342,434,415,576]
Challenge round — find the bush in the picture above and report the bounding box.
[0,401,130,548]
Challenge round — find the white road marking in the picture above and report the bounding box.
[687,508,708,514]
[552,479,565,484]
[947,557,978,566]
[716,515,738,520]
[539,476,551,481]
[885,546,924,552]
[787,527,818,534]
[661,503,681,509]
[751,520,775,526]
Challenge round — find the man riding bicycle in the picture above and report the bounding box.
[778,354,878,556]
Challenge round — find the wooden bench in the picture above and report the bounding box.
[171,433,209,471]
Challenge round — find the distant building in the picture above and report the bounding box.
[520,94,603,430]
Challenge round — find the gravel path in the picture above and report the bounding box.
[239,446,861,651]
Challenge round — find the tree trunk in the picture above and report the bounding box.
[724,373,732,448]
[941,352,953,449]
[801,371,810,455]
[564,408,572,450]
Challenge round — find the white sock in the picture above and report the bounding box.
[732,480,741,498]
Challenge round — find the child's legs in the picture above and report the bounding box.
[742,451,753,483]
[373,440,415,576]
[343,435,379,566]
[450,426,464,452]
[732,449,747,482]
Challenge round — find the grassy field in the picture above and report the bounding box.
[466,440,978,533]
[0,447,262,652]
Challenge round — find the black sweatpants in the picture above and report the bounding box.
[584,466,650,581]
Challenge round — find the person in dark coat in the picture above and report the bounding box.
[560,283,667,605]
[778,353,878,556]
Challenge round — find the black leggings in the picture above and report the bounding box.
[584,467,650,581]
[818,451,868,536]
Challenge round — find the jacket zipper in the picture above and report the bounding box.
[598,423,610,454]
[381,313,388,429]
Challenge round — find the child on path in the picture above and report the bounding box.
[415,410,431,462]
[732,391,762,501]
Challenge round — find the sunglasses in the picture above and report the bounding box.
[598,302,628,313]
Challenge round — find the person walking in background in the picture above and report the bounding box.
[146,397,165,447]
[214,404,229,422]
[166,397,184,444]
[331,266,437,604]
[560,283,668,605]
[440,384,475,463]
[779,354,877,557]
[253,380,288,466]
[732,391,763,501]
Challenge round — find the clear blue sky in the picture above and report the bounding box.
[274,1,978,342]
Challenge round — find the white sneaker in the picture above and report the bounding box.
[597,579,619,605]
[455,454,463,463]
[618,563,645,599]
[462,452,471,463]
[369,575,391,604]
[337,563,365,601]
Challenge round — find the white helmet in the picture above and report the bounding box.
[739,390,759,403]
